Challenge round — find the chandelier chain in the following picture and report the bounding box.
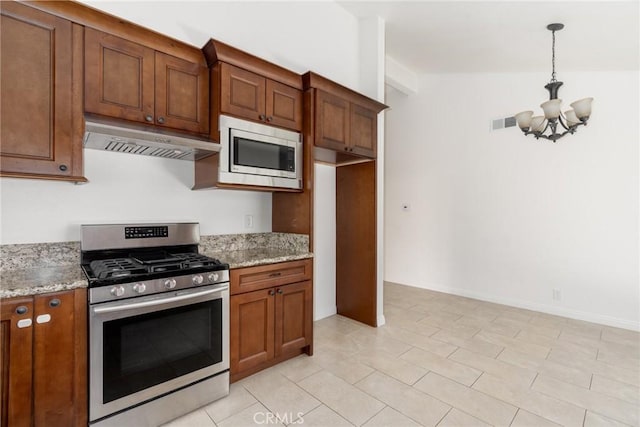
[551,30,556,83]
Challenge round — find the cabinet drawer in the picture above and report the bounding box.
[230,259,312,295]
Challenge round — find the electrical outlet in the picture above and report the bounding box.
[553,288,561,302]
[244,214,254,229]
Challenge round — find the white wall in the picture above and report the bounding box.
[385,71,639,330]
[0,150,271,243]
[358,16,386,326]
[0,1,359,247]
[313,164,336,320]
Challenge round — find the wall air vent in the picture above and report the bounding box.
[491,116,517,131]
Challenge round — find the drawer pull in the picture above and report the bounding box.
[15,306,28,315]
[277,289,283,294]
[268,272,282,278]
[17,319,32,328]
[36,314,51,324]
[268,290,275,296]
[49,298,61,308]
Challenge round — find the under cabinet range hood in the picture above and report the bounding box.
[83,118,220,161]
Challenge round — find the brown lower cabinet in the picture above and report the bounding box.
[230,259,313,382]
[0,289,87,427]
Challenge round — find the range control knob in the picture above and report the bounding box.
[133,283,146,294]
[192,274,204,285]
[110,285,125,297]
[208,272,219,282]
[164,279,177,289]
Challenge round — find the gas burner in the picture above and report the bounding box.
[174,253,223,269]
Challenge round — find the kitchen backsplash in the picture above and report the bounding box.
[199,233,308,253]
[0,233,309,272]
[0,241,81,272]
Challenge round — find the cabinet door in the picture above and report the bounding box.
[275,281,312,357]
[33,291,78,427]
[0,3,83,179]
[220,63,266,122]
[230,289,274,374]
[266,80,303,131]
[0,297,34,427]
[315,89,350,152]
[155,52,209,134]
[85,28,155,125]
[350,103,377,158]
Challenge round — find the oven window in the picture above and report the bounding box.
[233,137,294,172]
[102,299,222,404]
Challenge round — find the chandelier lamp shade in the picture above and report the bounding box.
[515,23,593,142]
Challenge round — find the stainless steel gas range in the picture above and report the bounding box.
[81,223,229,427]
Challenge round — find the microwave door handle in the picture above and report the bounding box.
[92,285,228,314]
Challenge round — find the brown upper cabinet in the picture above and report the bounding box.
[304,72,387,162]
[203,39,303,137]
[0,2,86,182]
[85,28,209,135]
[220,63,303,132]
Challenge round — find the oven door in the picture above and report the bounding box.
[89,283,229,423]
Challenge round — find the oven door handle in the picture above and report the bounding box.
[92,285,228,314]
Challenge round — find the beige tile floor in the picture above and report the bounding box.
[164,282,640,427]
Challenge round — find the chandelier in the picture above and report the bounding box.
[514,23,593,142]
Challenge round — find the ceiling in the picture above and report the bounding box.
[338,1,639,73]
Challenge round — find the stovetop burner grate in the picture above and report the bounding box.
[173,253,223,269]
[84,253,227,285]
[89,258,148,279]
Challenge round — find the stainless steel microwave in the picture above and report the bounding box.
[218,115,302,190]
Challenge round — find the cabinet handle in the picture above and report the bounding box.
[276,289,283,295]
[145,115,153,122]
[268,290,275,296]
[259,114,266,121]
[157,117,165,124]
[36,314,51,324]
[266,116,273,122]
[16,305,28,315]
[17,319,32,328]
[268,272,282,278]
[49,298,61,308]
[59,164,68,172]
[344,147,349,151]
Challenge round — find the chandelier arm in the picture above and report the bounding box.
[557,115,570,131]
[539,119,551,136]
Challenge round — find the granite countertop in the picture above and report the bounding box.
[0,233,312,298]
[0,265,88,299]
[201,247,313,269]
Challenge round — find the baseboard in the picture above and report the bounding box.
[314,305,337,321]
[377,314,386,327]
[390,281,639,332]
